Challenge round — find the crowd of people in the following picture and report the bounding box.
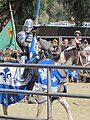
[0,17,90,64]
[61,30,82,51]
[0,18,90,78]
[60,30,90,62]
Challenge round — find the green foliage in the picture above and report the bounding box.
[39,0,67,22]
[0,0,37,25]
[63,0,90,25]
[0,0,90,26]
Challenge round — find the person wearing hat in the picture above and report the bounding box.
[51,39,58,44]
[50,39,58,52]
[74,30,81,36]
[50,39,60,62]
[74,30,82,43]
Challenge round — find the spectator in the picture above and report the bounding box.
[50,39,60,62]
[82,39,90,62]
[61,38,69,51]
[37,39,47,60]
[74,30,82,43]
[63,38,69,44]
[69,30,82,51]
[70,39,76,46]
[50,39,59,52]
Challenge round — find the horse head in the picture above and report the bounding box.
[59,45,88,66]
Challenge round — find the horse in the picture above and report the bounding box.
[24,58,73,120]
[2,38,88,120]
[1,58,73,120]
[58,44,90,82]
[25,38,73,120]
[0,40,73,120]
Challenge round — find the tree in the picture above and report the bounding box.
[0,0,37,25]
[0,0,90,27]
[62,0,90,26]
[39,0,67,22]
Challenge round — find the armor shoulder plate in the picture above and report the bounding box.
[17,31,26,45]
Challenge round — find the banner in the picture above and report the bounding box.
[0,19,18,50]
[27,36,39,62]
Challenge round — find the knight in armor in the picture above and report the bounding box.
[17,19,33,52]
[17,18,39,103]
[17,18,40,61]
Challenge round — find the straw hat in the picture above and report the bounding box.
[52,39,58,43]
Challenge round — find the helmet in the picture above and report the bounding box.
[74,30,81,35]
[23,19,34,33]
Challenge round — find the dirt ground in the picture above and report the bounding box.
[0,83,90,120]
